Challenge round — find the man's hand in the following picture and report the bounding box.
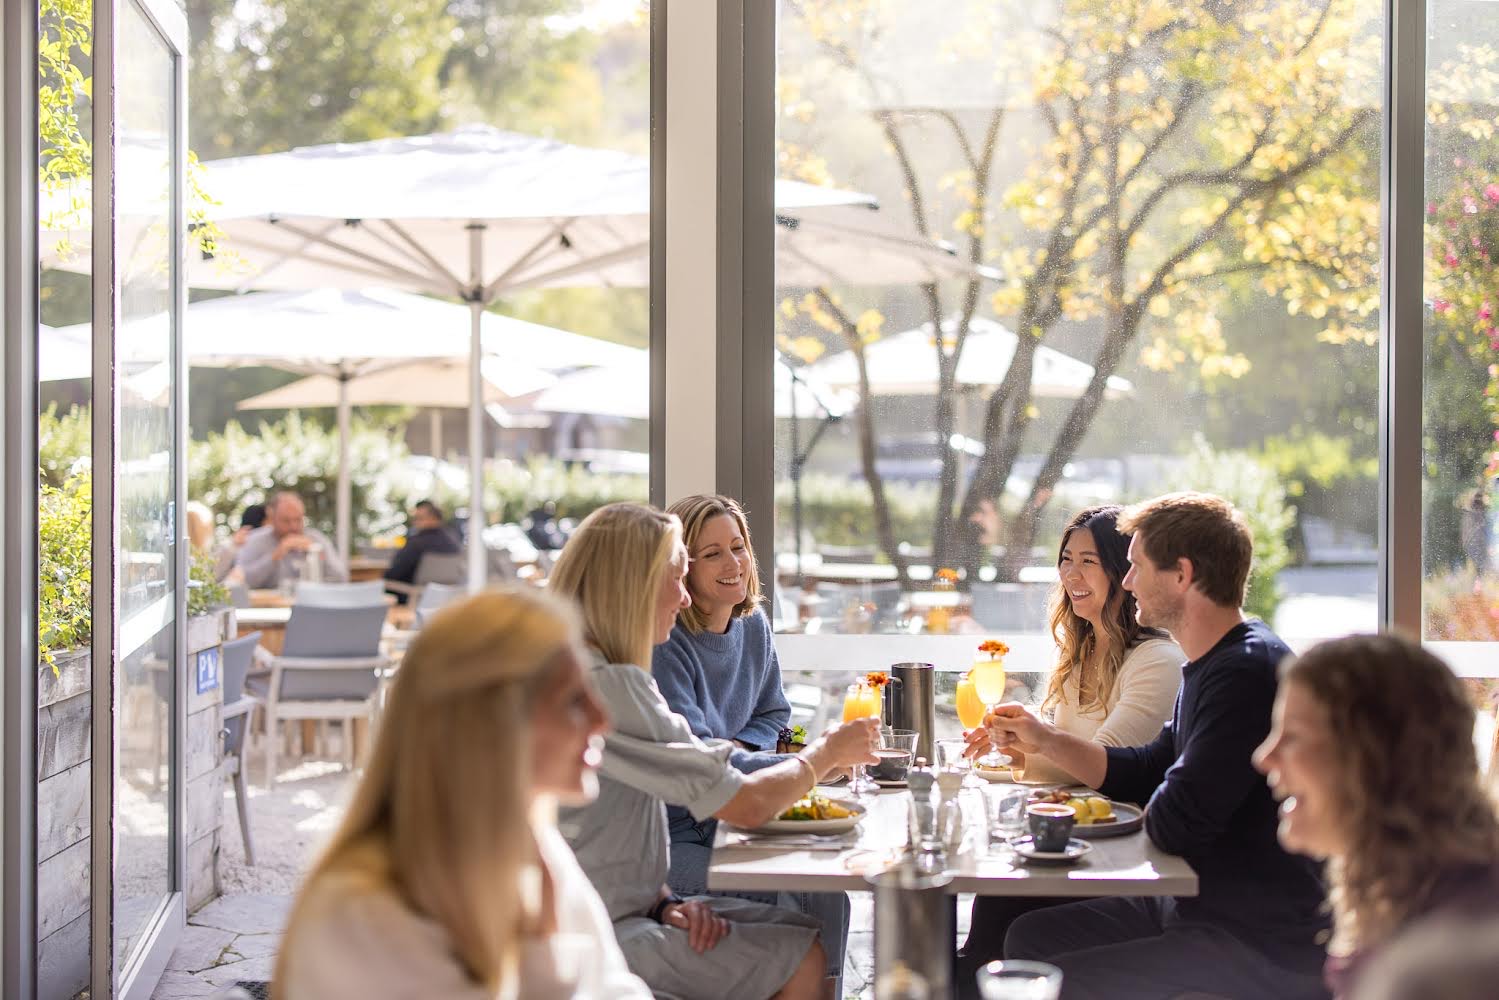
[272,533,312,561]
[231,525,252,547]
[980,702,1051,756]
[662,900,731,954]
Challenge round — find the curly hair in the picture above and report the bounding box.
[1041,506,1167,716]
[1283,633,1499,955]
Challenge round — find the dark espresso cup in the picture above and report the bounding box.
[868,748,913,783]
[1026,803,1076,852]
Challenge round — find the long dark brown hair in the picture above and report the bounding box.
[1283,634,1499,955]
[1042,505,1167,716]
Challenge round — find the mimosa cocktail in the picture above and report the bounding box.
[842,682,883,794]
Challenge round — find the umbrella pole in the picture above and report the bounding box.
[336,372,352,567]
[466,223,487,593]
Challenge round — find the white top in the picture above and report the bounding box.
[277,825,651,1000]
[1024,636,1184,785]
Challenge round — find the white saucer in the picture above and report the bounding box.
[1008,835,1093,863]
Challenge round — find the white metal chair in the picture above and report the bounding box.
[220,630,261,864]
[251,603,389,785]
[384,551,466,604]
[413,581,466,628]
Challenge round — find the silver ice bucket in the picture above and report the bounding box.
[885,662,936,763]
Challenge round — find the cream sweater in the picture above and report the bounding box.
[1023,636,1184,785]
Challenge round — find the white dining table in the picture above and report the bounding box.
[708,783,1198,898]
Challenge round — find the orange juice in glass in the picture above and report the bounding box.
[955,674,986,731]
[843,682,882,794]
[972,640,1011,768]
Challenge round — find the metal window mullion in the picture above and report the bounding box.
[649,0,667,506]
[170,1,189,905]
[1378,0,1426,635]
[2,0,41,993]
[91,0,120,992]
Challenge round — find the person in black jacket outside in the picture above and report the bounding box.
[383,500,460,601]
[970,492,1329,1000]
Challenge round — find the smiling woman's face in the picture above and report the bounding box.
[1058,526,1115,628]
[1254,679,1346,859]
[528,647,610,806]
[687,514,751,620]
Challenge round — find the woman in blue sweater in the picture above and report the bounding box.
[653,494,850,993]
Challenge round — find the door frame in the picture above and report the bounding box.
[91,0,191,993]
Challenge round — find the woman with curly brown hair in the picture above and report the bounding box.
[1253,632,1499,999]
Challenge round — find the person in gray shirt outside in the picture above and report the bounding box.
[235,490,347,589]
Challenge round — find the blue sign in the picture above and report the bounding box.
[195,647,220,695]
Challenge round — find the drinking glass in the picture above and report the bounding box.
[843,683,882,795]
[873,728,919,784]
[986,786,1029,843]
[976,960,1062,1000]
[970,658,1008,768]
[955,675,986,730]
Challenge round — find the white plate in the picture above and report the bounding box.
[1009,835,1093,863]
[748,800,866,835]
[974,764,1017,783]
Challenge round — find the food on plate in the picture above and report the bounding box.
[777,792,855,822]
[1031,788,1116,824]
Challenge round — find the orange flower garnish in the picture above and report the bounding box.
[935,567,959,583]
[864,671,891,688]
[978,639,1010,658]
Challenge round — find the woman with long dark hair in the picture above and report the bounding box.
[956,505,1184,990]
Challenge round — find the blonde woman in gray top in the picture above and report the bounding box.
[275,588,651,999]
[550,503,879,1000]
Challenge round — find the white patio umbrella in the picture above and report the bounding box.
[51,287,633,563]
[523,351,855,421]
[186,126,994,589]
[809,316,1135,398]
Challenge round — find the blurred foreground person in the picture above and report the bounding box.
[275,588,650,999]
[1254,633,1499,999]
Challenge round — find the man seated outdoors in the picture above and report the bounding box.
[235,490,348,590]
[968,492,1329,999]
[382,500,461,601]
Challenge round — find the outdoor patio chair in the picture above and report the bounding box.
[413,582,465,629]
[383,551,465,603]
[293,580,386,607]
[228,580,251,609]
[251,603,390,786]
[220,630,261,864]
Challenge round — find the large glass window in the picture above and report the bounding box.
[1421,1,1499,755]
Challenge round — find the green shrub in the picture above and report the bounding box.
[38,472,91,668]
[40,401,90,488]
[1151,437,1296,624]
[186,549,229,618]
[483,458,648,525]
[189,413,416,542]
[774,474,937,553]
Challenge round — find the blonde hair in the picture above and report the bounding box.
[548,502,682,670]
[668,494,762,634]
[273,588,584,996]
[186,501,215,552]
[1283,634,1499,956]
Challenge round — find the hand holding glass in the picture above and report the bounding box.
[842,683,882,795]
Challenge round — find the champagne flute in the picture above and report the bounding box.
[970,656,1010,769]
[842,682,881,795]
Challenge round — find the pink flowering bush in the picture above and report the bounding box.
[1427,159,1499,475]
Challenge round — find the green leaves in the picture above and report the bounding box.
[39,473,92,670]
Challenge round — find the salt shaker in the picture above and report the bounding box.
[905,758,937,852]
[935,768,965,855]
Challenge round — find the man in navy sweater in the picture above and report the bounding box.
[980,492,1329,999]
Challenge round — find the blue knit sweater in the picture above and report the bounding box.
[651,608,791,775]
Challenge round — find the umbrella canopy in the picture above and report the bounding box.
[190,125,991,296]
[39,324,92,382]
[523,352,854,422]
[809,317,1134,398]
[234,356,555,411]
[182,127,994,590]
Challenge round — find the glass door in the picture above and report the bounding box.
[92,0,188,993]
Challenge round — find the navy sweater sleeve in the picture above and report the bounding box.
[1140,659,1279,856]
[1100,712,1178,805]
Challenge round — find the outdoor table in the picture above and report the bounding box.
[347,556,391,583]
[709,783,1197,898]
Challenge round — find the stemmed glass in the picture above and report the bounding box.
[957,671,1010,773]
[842,682,882,795]
[969,656,1011,770]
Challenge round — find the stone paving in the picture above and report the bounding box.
[150,895,287,999]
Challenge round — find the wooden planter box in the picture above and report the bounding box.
[37,647,92,1000]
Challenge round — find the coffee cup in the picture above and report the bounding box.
[1026,803,1076,852]
[869,748,913,783]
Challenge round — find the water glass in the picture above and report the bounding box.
[976,960,1062,1000]
[986,786,1029,841]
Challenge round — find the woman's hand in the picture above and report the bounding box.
[662,900,731,954]
[815,717,880,769]
[982,702,1049,756]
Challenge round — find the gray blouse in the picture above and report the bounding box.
[559,662,745,922]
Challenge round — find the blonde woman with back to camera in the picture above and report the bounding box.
[549,502,879,1000]
[273,588,651,999]
[1253,632,1499,999]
